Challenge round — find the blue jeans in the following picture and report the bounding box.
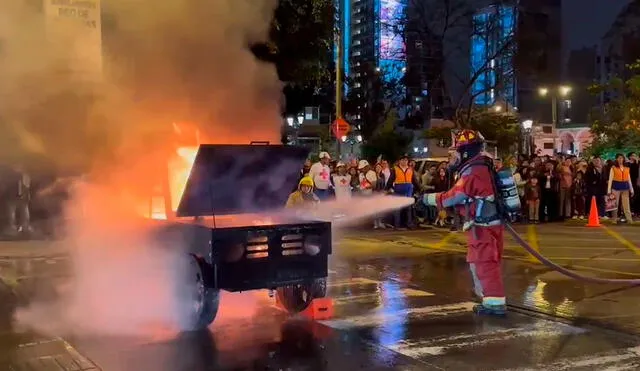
[394,183,414,227]
[315,188,331,200]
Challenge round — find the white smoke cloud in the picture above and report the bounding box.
[4,0,284,337]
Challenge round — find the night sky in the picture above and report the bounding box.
[563,0,631,50]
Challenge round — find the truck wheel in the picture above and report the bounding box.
[177,254,220,331]
[276,278,327,313]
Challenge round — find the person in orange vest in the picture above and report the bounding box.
[607,153,634,223]
[386,154,419,229]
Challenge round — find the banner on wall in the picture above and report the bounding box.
[44,0,102,81]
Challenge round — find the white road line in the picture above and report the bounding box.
[327,277,380,287]
[388,321,587,357]
[332,288,435,304]
[501,346,640,371]
[319,301,476,329]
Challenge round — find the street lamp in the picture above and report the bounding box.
[559,86,572,96]
[538,85,572,128]
[356,135,363,143]
[521,119,533,156]
[297,114,304,125]
[286,116,294,127]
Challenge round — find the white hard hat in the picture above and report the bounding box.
[358,160,370,170]
[319,151,331,159]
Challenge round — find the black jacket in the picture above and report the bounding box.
[584,165,607,195]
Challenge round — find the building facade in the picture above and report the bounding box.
[335,0,407,121]
[596,1,640,107]
[468,0,562,123]
[565,47,598,123]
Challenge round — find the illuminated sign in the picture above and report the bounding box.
[379,0,405,61]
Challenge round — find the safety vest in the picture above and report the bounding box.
[394,166,413,184]
[611,166,630,182]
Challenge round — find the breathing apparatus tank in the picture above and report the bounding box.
[494,168,521,222]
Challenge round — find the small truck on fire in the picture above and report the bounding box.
[150,143,331,331]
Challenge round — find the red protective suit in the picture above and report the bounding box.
[433,154,506,313]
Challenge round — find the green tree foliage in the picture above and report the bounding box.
[587,60,640,157]
[424,110,520,155]
[360,112,412,163]
[252,0,334,114]
[343,62,406,140]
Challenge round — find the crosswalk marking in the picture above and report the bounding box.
[320,301,476,329]
[328,277,379,287]
[501,346,640,371]
[332,288,435,304]
[388,321,587,357]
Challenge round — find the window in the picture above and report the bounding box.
[542,126,553,134]
[543,142,554,149]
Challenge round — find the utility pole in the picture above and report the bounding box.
[335,28,343,157]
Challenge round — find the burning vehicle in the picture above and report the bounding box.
[146,141,331,331]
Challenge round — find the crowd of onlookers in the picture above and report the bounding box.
[515,152,638,224]
[3,149,638,240]
[299,150,640,229]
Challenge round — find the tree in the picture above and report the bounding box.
[251,0,334,114]
[342,62,406,140]
[424,110,520,155]
[361,120,413,163]
[586,60,640,157]
[396,0,548,127]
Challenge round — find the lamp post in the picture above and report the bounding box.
[413,146,429,155]
[341,133,363,154]
[521,119,533,156]
[538,85,571,128]
[285,115,303,145]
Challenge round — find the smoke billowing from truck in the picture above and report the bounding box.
[0,0,281,172]
[6,0,284,337]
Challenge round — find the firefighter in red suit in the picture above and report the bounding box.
[422,130,507,316]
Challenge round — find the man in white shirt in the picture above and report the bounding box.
[331,162,351,201]
[309,152,332,200]
[357,160,377,195]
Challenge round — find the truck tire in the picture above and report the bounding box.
[177,254,220,331]
[276,278,327,313]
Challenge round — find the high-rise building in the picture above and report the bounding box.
[469,0,562,122]
[597,1,640,107]
[470,3,517,107]
[404,10,450,123]
[335,0,407,117]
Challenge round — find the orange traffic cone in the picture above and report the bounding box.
[586,196,601,227]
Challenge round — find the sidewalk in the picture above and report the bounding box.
[0,240,67,259]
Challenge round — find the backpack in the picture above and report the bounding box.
[458,156,522,223]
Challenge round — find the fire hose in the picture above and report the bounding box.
[505,223,640,285]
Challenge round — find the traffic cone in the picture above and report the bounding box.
[300,297,334,320]
[275,295,335,320]
[586,196,601,227]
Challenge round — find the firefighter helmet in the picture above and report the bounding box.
[454,129,484,149]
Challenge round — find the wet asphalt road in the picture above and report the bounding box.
[2,223,640,370]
